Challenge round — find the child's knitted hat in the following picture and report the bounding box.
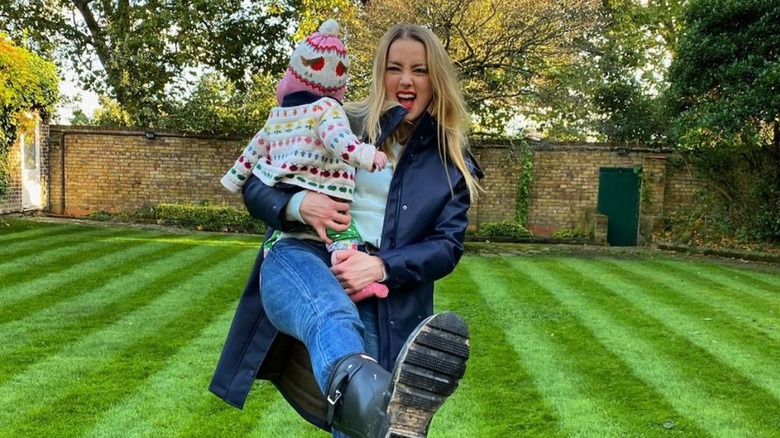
[276,19,349,104]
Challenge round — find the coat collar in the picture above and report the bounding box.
[378,106,484,178]
[377,106,438,151]
[280,91,340,107]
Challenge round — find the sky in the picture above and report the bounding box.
[55,73,100,124]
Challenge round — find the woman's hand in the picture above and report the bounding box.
[300,192,351,243]
[330,250,385,295]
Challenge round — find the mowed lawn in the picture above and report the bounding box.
[1,218,779,438]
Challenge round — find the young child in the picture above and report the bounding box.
[221,19,388,303]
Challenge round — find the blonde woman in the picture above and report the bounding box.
[211,24,483,438]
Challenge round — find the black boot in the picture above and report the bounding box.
[327,312,470,438]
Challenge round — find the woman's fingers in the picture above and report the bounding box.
[299,192,351,242]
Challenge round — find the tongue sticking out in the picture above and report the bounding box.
[397,93,416,110]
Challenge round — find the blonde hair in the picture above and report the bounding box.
[346,24,480,202]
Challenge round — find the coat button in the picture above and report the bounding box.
[390,320,395,326]
[402,205,407,210]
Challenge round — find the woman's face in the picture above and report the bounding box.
[384,38,432,123]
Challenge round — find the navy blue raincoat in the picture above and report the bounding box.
[209,92,483,430]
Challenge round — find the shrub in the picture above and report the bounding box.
[87,211,131,222]
[149,203,266,233]
[0,36,58,198]
[82,203,266,234]
[552,226,592,239]
[478,221,534,238]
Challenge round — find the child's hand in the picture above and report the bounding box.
[372,151,388,172]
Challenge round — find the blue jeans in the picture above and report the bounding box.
[260,238,366,394]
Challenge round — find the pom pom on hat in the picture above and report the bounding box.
[276,19,350,103]
[319,19,340,36]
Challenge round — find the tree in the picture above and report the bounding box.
[158,72,279,136]
[0,0,298,127]
[353,0,602,135]
[535,0,685,143]
[666,0,780,241]
[0,35,59,197]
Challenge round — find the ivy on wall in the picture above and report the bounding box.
[509,139,534,226]
[0,35,58,198]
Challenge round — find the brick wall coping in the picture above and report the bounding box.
[50,125,246,141]
[49,126,674,155]
[472,138,673,154]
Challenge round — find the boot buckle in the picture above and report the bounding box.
[327,389,342,406]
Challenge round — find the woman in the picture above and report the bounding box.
[210,24,483,438]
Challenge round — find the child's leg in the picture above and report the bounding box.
[325,219,361,252]
[260,238,365,394]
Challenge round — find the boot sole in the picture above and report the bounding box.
[383,312,470,438]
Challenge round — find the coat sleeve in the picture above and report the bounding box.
[379,163,476,289]
[242,174,304,232]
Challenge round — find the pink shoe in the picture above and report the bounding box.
[349,282,388,303]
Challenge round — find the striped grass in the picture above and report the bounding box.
[1,218,779,437]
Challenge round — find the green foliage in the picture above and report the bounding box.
[84,96,133,127]
[72,72,278,136]
[534,0,681,143]
[477,221,534,238]
[593,79,667,144]
[156,73,278,136]
[359,0,603,135]
[0,35,58,197]
[551,226,593,239]
[141,203,267,234]
[0,0,298,127]
[509,140,534,226]
[87,203,266,234]
[656,204,737,247]
[665,0,780,242]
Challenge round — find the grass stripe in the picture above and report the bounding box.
[0,220,72,243]
[0,225,97,256]
[0,248,256,435]
[650,259,780,309]
[0,227,141,281]
[84,308,283,438]
[681,260,780,295]
[433,259,565,438]
[244,395,325,438]
[7,251,255,437]
[474,257,708,437]
[465,257,634,437]
[613,259,780,344]
[0,236,243,384]
[566,258,780,401]
[0,230,171,306]
[0,237,192,325]
[526,257,780,437]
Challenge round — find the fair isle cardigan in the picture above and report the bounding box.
[220,95,379,201]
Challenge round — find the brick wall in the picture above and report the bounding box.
[47,126,245,215]
[472,141,702,238]
[43,126,704,239]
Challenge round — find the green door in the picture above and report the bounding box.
[597,167,640,246]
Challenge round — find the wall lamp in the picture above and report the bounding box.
[144,131,156,140]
